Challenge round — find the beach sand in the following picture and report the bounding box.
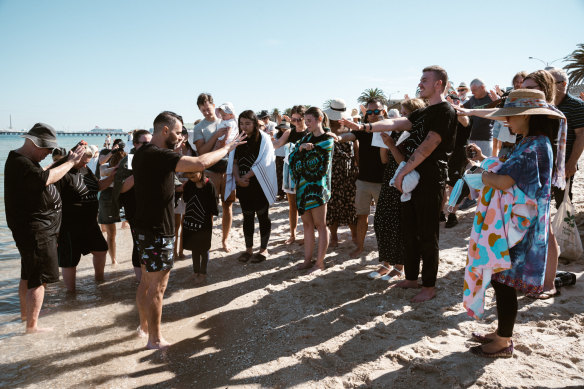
[1,179,584,388]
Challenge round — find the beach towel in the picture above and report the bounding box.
[389,161,419,202]
[225,131,278,204]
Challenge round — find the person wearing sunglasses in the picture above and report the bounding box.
[336,98,386,258]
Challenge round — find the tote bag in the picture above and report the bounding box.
[552,179,583,260]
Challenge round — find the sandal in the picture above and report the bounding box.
[470,332,494,344]
[525,289,561,300]
[250,253,267,263]
[237,252,252,263]
[470,341,513,358]
[368,264,392,279]
[381,267,404,281]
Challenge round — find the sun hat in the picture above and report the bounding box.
[21,123,59,149]
[323,98,351,121]
[257,110,270,119]
[458,82,469,91]
[484,89,565,121]
[216,102,235,116]
[275,121,291,130]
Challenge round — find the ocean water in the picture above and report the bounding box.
[0,134,110,325]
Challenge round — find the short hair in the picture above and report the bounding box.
[512,71,528,86]
[305,106,324,120]
[196,93,213,107]
[387,108,400,118]
[132,129,150,144]
[401,98,426,115]
[365,98,383,107]
[112,138,124,146]
[153,111,183,134]
[422,65,448,92]
[547,67,568,83]
[470,78,485,87]
[290,105,306,117]
[524,70,556,103]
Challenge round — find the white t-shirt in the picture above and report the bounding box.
[217,118,238,142]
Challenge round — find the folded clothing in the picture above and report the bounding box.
[390,161,420,202]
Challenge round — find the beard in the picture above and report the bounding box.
[165,138,177,150]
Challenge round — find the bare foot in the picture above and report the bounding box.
[25,326,54,334]
[285,236,296,245]
[296,261,313,270]
[194,275,207,285]
[111,259,118,266]
[178,252,186,259]
[349,247,363,258]
[146,338,171,350]
[222,241,232,253]
[136,326,148,338]
[395,279,420,289]
[308,266,324,274]
[481,337,512,353]
[411,287,436,303]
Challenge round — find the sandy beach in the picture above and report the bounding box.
[1,176,583,388]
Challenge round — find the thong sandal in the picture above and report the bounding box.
[238,252,252,263]
[368,264,392,279]
[470,341,513,358]
[471,332,494,344]
[525,289,561,299]
[381,267,404,281]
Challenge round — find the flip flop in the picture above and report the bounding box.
[368,264,392,279]
[237,252,252,263]
[381,267,404,281]
[470,341,513,358]
[250,253,267,263]
[470,332,494,344]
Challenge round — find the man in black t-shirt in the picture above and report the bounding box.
[341,66,457,303]
[133,111,245,350]
[338,99,385,258]
[4,123,84,333]
[463,79,494,157]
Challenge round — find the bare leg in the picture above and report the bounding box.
[349,222,357,244]
[312,204,328,270]
[543,229,559,294]
[299,211,315,268]
[221,200,233,252]
[286,193,299,244]
[135,265,149,337]
[173,214,181,258]
[61,267,77,293]
[178,214,185,257]
[25,284,52,333]
[328,222,338,248]
[92,250,107,282]
[19,279,27,321]
[143,269,171,349]
[350,215,368,258]
[104,223,117,265]
[133,267,142,283]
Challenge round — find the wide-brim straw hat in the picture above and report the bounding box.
[484,89,565,121]
[323,98,351,121]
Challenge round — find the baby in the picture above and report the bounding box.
[213,102,238,151]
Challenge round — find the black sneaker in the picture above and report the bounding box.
[440,212,447,222]
[445,213,458,228]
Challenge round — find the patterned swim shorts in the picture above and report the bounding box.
[134,228,174,272]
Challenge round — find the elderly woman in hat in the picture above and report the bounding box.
[462,89,564,358]
[323,98,358,247]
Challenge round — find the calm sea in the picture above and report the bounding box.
[0,134,110,323]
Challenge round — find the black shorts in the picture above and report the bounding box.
[58,222,108,268]
[134,228,174,272]
[15,233,60,289]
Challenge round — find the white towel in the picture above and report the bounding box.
[390,161,420,202]
[225,131,278,204]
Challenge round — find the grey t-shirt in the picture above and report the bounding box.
[463,95,494,141]
[191,118,228,163]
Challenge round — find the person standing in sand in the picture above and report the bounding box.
[4,123,84,333]
[133,111,245,349]
[341,65,457,302]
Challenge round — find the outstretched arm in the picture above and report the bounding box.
[176,132,247,172]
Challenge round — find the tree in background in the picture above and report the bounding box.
[357,88,388,106]
[564,43,584,86]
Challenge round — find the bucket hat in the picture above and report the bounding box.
[21,123,59,149]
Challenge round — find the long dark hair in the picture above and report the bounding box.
[238,110,260,142]
[528,114,559,167]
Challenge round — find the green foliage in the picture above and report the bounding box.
[564,43,584,86]
[357,88,388,106]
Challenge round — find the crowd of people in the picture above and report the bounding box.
[4,65,583,359]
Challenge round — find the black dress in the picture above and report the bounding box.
[326,141,357,226]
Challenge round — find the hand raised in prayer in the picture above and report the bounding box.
[68,145,85,164]
[488,89,499,101]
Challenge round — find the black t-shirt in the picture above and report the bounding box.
[235,134,267,208]
[287,129,307,145]
[132,143,181,235]
[349,130,384,183]
[4,151,62,237]
[406,101,457,178]
[182,179,218,232]
[463,95,494,141]
[56,166,99,226]
[557,93,584,160]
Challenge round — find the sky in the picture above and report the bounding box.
[1,0,583,131]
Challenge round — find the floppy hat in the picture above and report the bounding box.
[458,82,469,91]
[275,121,291,130]
[323,98,351,121]
[21,123,59,149]
[484,89,565,121]
[257,110,270,119]
[216,102,235,116]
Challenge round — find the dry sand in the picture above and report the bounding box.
[1,178,584,388]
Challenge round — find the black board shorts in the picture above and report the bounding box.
[15,233,60,289]
[58,222,108,268]
[134,228,174,272]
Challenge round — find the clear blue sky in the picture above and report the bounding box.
[1,0,583,131]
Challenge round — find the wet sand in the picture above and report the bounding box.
[1,180,584,388]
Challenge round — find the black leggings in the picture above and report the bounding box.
[492,280,518,337]
[242,205,271,249]
[192,249,209,275]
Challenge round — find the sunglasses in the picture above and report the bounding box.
[366,109,382,115]
[457,89,466,92]
[290,117,303,123]
[135,141,149,146]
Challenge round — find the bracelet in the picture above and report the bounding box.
[368,123,372,132]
